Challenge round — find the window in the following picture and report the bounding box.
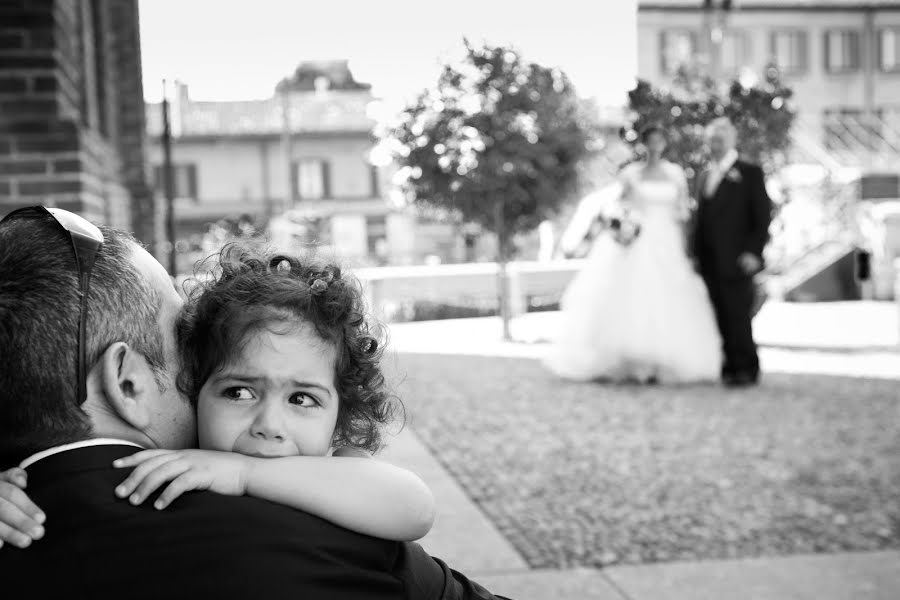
[770,30,808,74]
[720,30,751,74]
[879,28,900,72]
[659,30,697,75]
[293,159,330,200]
[824,30,860,73]
[366,215,387,259]
[153,164,198,200]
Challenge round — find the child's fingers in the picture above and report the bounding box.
[0,481,45,524]
[154,472,202,510]
[0,468,27,488]
[115,453,183,500]
[112,449,174,469]
[0,492,45,545]
[127,460,191,506]
[0,521,36,549]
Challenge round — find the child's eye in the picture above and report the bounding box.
[222,387,254,401]
[288,392,318,408]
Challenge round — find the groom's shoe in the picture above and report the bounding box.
[726,372,758,387]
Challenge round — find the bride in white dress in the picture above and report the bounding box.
[545,125,721,383]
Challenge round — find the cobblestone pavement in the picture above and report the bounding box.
[387,353,900,569]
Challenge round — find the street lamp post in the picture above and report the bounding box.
[280,82,294,214]
[161,79,177,276]
[703,0,733,82]
[494,198,512,342]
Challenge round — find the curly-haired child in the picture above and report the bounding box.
[0,244,434,547]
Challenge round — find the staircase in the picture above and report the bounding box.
[796,112,900,170]
[767,235,859,302]
[763,121,861,301]
[766,111,900,300]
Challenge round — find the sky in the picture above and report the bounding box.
[138,0,637,109]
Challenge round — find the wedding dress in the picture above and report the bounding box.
[545,164,721,383]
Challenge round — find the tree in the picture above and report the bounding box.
[276,59,371,93]
[383,39,599,339]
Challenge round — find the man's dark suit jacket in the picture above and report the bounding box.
[692,159,772,279]
[0,444,507,600]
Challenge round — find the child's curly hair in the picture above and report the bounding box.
[176,243,402,453]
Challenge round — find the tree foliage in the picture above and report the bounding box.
[624,63,796,180]
[277,59,371,93]
[383,40,599,259]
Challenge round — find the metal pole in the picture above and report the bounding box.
[702,0,714,74]
[863,7,876,166]
[260,141,272,221]
[161,79,177,276]
[281,84,293,212]
[495,198,511,341]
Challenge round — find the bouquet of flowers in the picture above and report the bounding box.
[597,206,642,247]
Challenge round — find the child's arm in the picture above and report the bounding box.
[113,449,435,542]
[0,467,46,549]
[245,453,434,541]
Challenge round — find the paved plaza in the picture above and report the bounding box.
[380,301,900,599]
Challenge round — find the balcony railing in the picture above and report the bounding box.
[795,111,900,170]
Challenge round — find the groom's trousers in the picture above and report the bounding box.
[702,273,759,379]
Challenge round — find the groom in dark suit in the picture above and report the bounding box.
[0,207,507,600]
[692,117,772,387]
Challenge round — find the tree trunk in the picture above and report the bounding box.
[495,199,512,341]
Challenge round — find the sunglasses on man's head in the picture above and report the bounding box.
[0,206,104,406]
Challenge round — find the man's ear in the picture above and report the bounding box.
[97,342,155,430]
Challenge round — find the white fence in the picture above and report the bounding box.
[356,259,586,316]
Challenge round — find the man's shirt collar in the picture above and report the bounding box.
[717,149,739,173]
[20,438,145,469]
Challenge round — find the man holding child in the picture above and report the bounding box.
[0,206,509,600]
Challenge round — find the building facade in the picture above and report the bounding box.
[638,0,900,162]
[146,63,461,271]
[0,0,153,242]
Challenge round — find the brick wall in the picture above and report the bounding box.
[0,0,155,244]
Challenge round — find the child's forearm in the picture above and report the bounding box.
[244,456,435,541]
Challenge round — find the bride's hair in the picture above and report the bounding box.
[639,123,666,144]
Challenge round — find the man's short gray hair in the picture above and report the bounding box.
[0,218,166,464]
[706,116,737,138]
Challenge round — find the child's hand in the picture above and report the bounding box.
[0,468,46,549]
[113,450,252,510]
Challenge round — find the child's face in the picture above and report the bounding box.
[196,324,340,458]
